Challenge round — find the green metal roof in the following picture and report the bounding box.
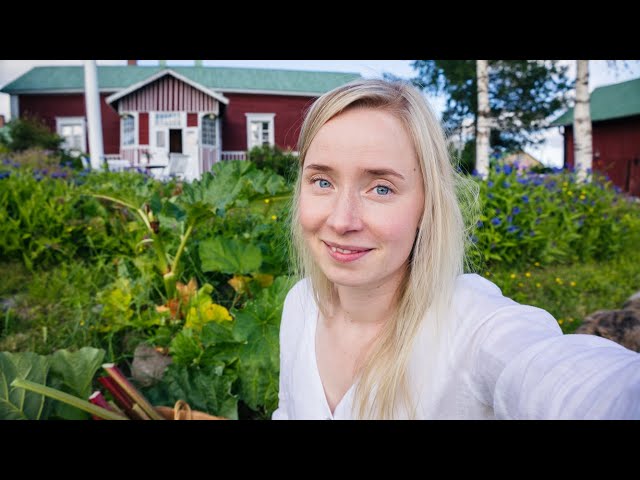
[551,77,640,126]
[0,66,361,95]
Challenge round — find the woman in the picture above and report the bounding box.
[272,78,639,420]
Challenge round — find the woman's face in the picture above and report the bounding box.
[299,107,425,291]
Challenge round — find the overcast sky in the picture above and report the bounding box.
[1,60,639,167]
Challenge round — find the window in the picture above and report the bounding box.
[202,114,217,146]
[56,117,86,154]
[245,113,275,150]
[155,112,181,127]
[156,130,165,148]
[121,114,135,146]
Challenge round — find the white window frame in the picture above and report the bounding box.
[245,113,275,150]
[55,116,87,153]
[120,112,137,147]
[201,113,217,147]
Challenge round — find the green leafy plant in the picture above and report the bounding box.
[0,346,105,419]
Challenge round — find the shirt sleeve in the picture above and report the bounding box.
[271,279,307,420]
[469,304,640,419]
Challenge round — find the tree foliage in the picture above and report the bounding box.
[0,115,64,152]
[410,60,573,153]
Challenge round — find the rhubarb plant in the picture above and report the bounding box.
[0,347,105,420]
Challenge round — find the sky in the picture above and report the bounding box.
[1,59,639,168]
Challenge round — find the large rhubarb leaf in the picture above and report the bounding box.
[0,352,49,420]
[145,363,239,420]
[199,237,262,274]
[48,347,105,420]
[232,276,293,413]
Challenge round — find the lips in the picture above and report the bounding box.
[322,241,373,264]
[323,241,372,253]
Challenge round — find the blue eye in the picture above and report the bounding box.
[375,185,391,195]
[317,179,331,188]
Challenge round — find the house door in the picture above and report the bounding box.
[169,129,183,153]
[183,128,199,180]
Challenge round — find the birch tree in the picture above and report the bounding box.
[573,60,592,182]
[475,60,490,178]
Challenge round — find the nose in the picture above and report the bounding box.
[325,188,364,234]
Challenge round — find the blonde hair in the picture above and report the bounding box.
[288,78,476,419]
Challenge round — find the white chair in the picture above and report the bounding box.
[166,154,188,180]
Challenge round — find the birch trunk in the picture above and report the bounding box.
[475,60,490,179]
[573,60,592,181]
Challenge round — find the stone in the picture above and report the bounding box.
[131,343,173,387]
[575,291,640,352]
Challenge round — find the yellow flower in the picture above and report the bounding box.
[534,262,540,267]
[264,198,270,203]
[80,321,85,326]
[558,319,564,325]
[252,273,274,288]
[485,271,491,277]
[525,272,531,278]
[271,215,277,220]
[570,281,576,287]
[579,195,586,201]
[510,273,516,279]
[555,277,562,283]
[536,283,541,288]
[518,282,523,287]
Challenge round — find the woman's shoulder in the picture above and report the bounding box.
[280,277,315,342]
[448,273,557,334]
[284,277,314,308]
[451,273,519,317]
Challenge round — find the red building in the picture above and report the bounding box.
[1,63,360,180]
[551,77,640,196]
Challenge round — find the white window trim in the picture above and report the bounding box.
[200,112,218,147]
[120,112,138,147]
[55,116,87,152]
[245,113,275,150]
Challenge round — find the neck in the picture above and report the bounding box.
[331,267,406,327]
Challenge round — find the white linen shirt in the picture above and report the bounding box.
[272,274,640,420]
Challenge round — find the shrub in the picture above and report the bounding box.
[0,116,64,152]
[247,145,298,184]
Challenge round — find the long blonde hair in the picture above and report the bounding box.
[288,78,475,419]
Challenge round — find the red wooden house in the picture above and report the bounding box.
[0,62,360,180]
[551,77,640,196]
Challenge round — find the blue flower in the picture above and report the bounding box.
[488,181,494,188]
[476,220,484,228]
[503,181,511,188]
[503,164,513,175]
[521,195,529,204]
[491,217,501,226]
[529,230,536,237]
[512,206,521,215]
[487,193,494,199]
[495,208,501,214]
[470,235,479,244]
[507,225,519,234]
[517,178,529,185]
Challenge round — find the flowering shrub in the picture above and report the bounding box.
[467,164,640,269]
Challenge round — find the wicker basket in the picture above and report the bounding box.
[155,400,226,420]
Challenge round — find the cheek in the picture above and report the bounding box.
[298,193,326,233]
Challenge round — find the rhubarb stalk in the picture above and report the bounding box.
[102,363,164,420]
[11,378,128,420]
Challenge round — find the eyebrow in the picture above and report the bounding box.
[304,164,406,181]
